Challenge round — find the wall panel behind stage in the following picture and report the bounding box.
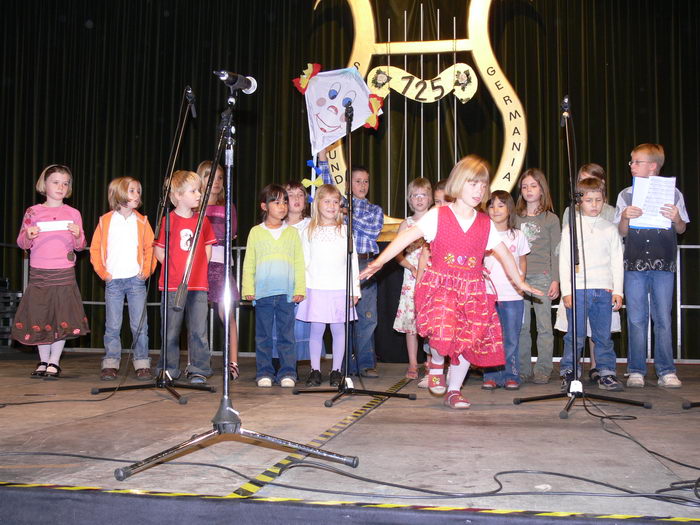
[1,1,699,358]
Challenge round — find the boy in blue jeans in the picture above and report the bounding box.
[559,178,624,392]
[154,170,217,384]
[614,143,689,388]
[242,184,305,388]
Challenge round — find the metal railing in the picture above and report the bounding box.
[3,242,700,362]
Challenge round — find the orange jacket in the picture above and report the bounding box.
[90,210,158,281]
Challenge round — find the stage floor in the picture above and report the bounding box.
[1,350,699,522]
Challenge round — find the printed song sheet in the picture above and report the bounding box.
[630,176,675,229]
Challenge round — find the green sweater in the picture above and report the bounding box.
[242,224,305,302]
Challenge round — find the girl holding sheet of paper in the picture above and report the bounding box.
[12,164,90,379]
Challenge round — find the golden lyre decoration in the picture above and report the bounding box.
[367,64,478,104]
[314,0,527,193]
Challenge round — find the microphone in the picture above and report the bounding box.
[560,95,569,128]
[185,86,197,119]
[213,70,257,94]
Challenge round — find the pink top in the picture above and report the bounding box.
[17,204,86,269]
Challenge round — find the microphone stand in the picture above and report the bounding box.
[513,96,650,418]
[114,77,358,482]
[293,102,416,406]
[91,86,214,402]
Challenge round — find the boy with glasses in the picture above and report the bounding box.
[614,143,689,388]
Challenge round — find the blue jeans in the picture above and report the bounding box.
[157,290,212,379]
[103,276,150,370]
[348,257,377,373]
[560,289,617,377]
[272,306,312,361]
[254,294,297,382]
[624,270,676,377]
[484,300,524,385]
[519,273,554,378]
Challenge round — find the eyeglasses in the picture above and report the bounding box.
[410,193,429,199]
[628,160,652,166]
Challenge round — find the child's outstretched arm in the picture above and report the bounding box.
[492,242,544,297]
[359,225,423,280]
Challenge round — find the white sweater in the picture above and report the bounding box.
[301,224,361,297]
[559,214,623,297]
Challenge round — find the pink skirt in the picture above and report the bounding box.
[296,288,357,324]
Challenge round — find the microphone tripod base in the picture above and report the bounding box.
[114,395,358,481]
[294,375,416,407]
[513,381,652,418]
[90,370,216,404]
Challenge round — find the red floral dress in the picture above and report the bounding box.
[414,207,504,367]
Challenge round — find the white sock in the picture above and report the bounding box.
[308,322,326,370]
[48,340,66,365]
[447,358,470,392]
[330,323,346,371]
[429,347,444,368]
[38,345,51,363]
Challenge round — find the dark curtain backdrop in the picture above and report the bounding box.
[2,0,699,358]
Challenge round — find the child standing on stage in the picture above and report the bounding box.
[515,168,561,384]
[296,184,360,387]
[242,184,305,388]
[482,191,530,391]
[360,156,542,409]
[393,178,432,380]
[559,177,624,392]
[555,163,619,381]
[615,143,689,388]
[198,161,240,380]
[154,170,217,384]
[90,177,157,381]
[12,164,90,378]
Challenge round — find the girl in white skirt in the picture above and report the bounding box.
[296,184,360,387]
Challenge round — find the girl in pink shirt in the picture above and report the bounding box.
[12,165,90,378]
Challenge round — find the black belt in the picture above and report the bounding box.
[357,253,376,260]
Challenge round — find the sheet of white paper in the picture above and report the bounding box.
[36,220,72,232]
[629,176,675,229]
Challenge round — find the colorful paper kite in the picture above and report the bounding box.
[294,65,382,155]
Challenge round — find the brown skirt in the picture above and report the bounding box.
[11,267,90,346]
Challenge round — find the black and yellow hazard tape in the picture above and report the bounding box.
[231,377,411,497]
[1,481,699,522]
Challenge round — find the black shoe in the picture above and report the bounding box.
[329,370,343,387]
[560,371,575,393]
[31,362,48,378]
[588,368,601,385]
[305,369,322,387]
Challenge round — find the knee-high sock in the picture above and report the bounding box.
[38,345,51,363]
[329,323,347,371]
[48,340,66,365]
[448,358,470,392]
[309,322,326,370]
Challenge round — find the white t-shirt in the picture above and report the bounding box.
[484,229,530,301]
[260,222,289,240]
[301,224,360,297]
[106,211,140,278]
[416,204,502,250]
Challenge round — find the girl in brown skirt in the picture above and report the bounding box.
[12,164,90,378]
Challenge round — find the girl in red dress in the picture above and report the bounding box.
[360,156,542,409]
